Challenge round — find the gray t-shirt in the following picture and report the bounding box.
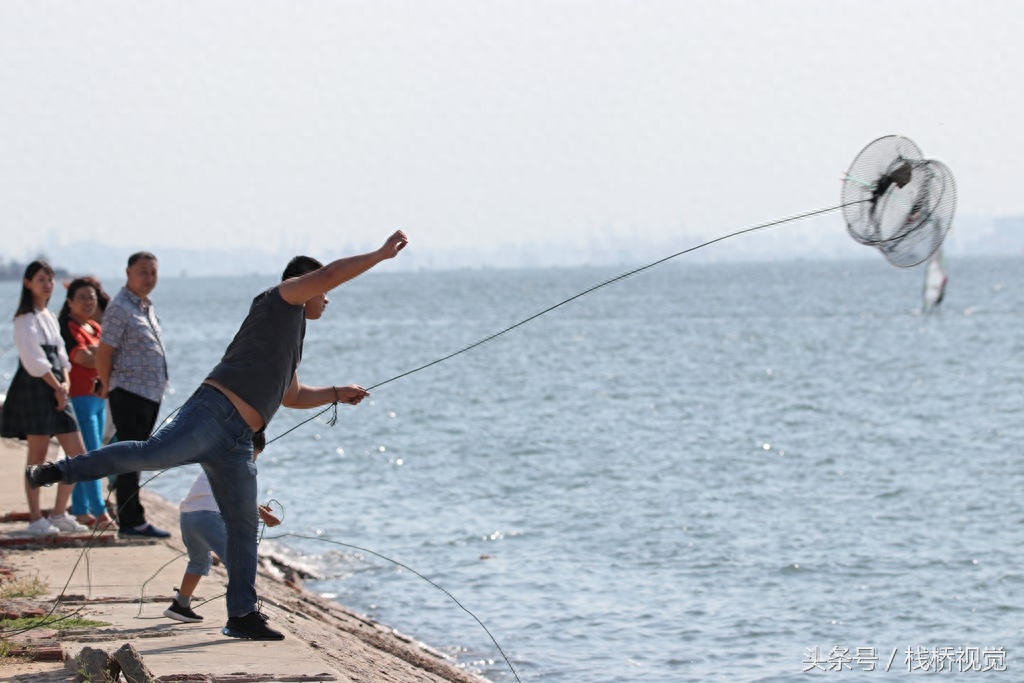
[206,287,305,427]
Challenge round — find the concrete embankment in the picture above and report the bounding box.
[0,438,489,683]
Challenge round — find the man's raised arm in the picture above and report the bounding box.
[279,230,408,306]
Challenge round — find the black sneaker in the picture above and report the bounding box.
[222,612,284,640]
[25,463,62,488]
[118,523,172,539]
[164,600,204,623]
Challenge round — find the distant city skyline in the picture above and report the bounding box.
[2,212,1019,281]
[3,2,1024,266]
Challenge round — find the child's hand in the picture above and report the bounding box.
[258,504,281,527]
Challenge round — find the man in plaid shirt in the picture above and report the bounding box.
[95,251,171,538]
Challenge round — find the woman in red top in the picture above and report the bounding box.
[59,278,114,528]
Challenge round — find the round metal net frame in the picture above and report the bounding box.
[842,135,957,268]
[875,159,956,267]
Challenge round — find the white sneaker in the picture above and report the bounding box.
[26,517,60,536]
[48,513,90,533]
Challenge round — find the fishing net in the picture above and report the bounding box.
[842,135,957,267]
[876,160,956,267]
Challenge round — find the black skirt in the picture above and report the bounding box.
[0,345,79,439]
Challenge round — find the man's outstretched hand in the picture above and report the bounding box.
[380,230,408,259]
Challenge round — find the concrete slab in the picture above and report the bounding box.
[0,438,487,682]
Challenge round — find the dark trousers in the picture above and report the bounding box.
[107,388,160,529]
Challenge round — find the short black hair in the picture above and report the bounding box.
[127,251,158,267]
[281,255,323,281]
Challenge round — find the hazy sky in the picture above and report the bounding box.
[2,1,1021,262]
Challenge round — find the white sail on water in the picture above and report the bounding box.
[922,248,948,313]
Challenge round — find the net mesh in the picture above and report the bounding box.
[842,136,956,267]
[876,160,956,267]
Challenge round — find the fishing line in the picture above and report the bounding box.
[9,396,284,636]
[265,531,522,683]
[366,202,861,392]
[134,498,284,617]
[135,550,190,619]
[128,476,286,617]
[249,200,864,675]
[2,468,175,638]
[253,203,866,677]
[7,202,860,653]
[8,135,956,674]
[266,403,337,447]
[5,465,273,636]
[263,201,863,448]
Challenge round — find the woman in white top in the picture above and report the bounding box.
[0,261,89,536]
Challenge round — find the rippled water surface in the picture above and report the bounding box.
[2,256,1022,681]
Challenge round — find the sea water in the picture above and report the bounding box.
[1,256,1022,682]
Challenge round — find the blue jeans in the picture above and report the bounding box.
[58,384,258,617]
[69,395,108,517]
[180,509,227,577]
